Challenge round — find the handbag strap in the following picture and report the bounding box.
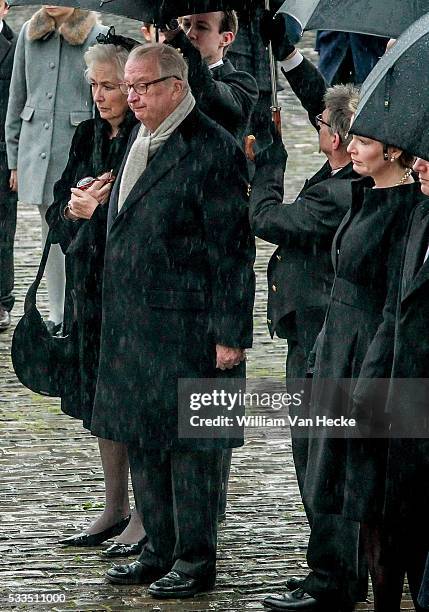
[24,229,53,313]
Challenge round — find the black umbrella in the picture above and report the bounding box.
[9,0,250,22]
[277,0,429,39]
[349,12,429,160]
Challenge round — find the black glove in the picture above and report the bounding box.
[260,10,296,61]
[255,122,287,174]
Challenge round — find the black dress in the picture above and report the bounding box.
[303,178,422,522]
[46,110,137,429]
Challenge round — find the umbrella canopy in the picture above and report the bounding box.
[277,0,429,39]
[9,0,251,22]
[349,12,429,160]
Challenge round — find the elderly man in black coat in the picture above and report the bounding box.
[162,9,258,522]
[250,80,367,610]
[91,43,255,599]
[162,11,258,143]
[0,1,16,331]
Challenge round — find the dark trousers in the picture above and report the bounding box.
[286,315,367,605]
[128,446,223,579]
[0,152,17,311]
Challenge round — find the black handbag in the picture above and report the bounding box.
[11,230,78,397]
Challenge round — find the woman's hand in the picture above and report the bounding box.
[67,172,113,220]
[85,172,114,206]
[9,170,18,192]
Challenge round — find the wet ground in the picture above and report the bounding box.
[0,8,416,611]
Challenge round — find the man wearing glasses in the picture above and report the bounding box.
[91,43,255,600]
[249,84,366,611]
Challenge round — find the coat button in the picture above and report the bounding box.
[272,284,277,292]
[44,123,49,129]
[337,249,340,255]
[49,62,55,69]
[267,318,272,324]
[47,92,53,99]
[41,153,47,159]
[276,254,282,261]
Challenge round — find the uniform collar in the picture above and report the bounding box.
[209,58,224,70]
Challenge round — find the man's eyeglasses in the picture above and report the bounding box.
[315,113,332,131]
[119,75,181,95]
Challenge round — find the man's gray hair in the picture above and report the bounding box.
[128,43,189,88]
[324,83,360,147]
[84,43,130,82]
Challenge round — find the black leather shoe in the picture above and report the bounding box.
[286,577,305,591]
[100,535,148,559]
[59,515,130,547]
[263,588,320,610]
[106,560,163,585]
[0,307,11,331]
[148,570,216,599]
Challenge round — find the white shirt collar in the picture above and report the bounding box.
[209,58,224,70]
[0,21,4,35]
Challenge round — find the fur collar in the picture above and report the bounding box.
[27,8,99,46]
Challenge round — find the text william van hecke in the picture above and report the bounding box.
[237,415,356,427]
[190,415,356,427]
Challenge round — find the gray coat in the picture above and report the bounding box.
[5,9,106,206]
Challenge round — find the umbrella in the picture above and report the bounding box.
[349,12,429,160]
[9,0,251,22]
[277,0,429,39]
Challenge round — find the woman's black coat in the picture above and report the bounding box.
[46,111,137,428]
[303,178,422,521]
[379,199,429,529]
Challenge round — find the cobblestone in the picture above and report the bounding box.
[0,7,414,611]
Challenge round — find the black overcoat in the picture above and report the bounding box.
[91,108,255,450]
[376,200,429,529]
[0,22,17,266]
[250,155,356,342]
[303,179,422,520]
[46,112,137,428]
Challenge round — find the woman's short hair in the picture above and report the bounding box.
[324,83,360,147]
[84,43,130,82]
[128,43,189,86]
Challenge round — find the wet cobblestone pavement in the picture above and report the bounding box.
[0,8,415,611]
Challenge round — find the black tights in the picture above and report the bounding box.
[361,522,427,611]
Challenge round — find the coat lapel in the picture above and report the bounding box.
[109,123,191,230]
[401,201,429,301]
[304,161,331,190]
[106,125,139,232]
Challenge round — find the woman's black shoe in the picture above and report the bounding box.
[100,535,148,558]
[58,515,131,547]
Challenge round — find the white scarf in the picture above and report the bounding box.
[118,90,196,211]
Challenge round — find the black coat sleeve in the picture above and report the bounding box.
[45,123,91,253]
[168,31,259,134]
[202,140,256,349]
[249,138,350,246]
[282,56,327,128]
